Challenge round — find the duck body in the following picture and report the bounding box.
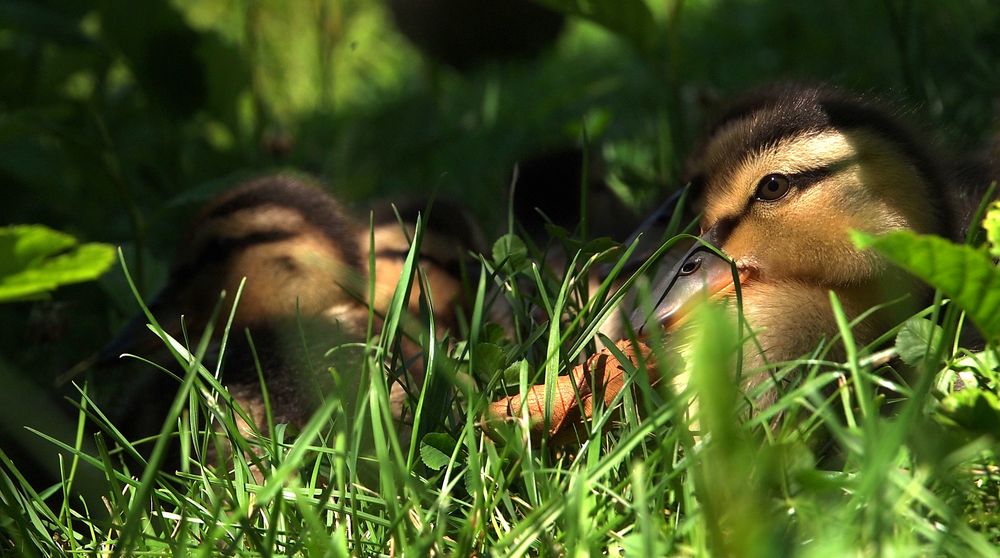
[637,84,997,404]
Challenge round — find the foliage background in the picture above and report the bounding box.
[2,0,1000,546]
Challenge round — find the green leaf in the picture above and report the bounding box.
[419,433,458,471]
[939,389,1000,436]
[492,233,530,274]
[894,317,945,366]
[543,222,571,240]
[951,350,998,374]
[535,0,657,54]
[984,201,1000,258]
[482,322,508,345]
[472,342,505,378]
[540,216,622,263]
[0,225,116,303]
[500,359,530,389]
[852,230,1000,340]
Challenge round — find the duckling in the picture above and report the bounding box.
[92,175,365,445]
[367,198,483,334]
[95,175,474,453]
[99,175,366,364]
[634,83,997,407]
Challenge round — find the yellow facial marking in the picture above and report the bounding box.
[703,130,859,221]
[697,127,936,288]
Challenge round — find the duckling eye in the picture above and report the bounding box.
[755,173,791,202]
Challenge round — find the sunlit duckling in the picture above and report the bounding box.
[635,84,996,407]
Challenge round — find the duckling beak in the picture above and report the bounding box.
[632,243,743,334]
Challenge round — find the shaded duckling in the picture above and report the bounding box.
[100,175,366,364]
[96,175,474,454]
[634,83,997,407]
[366,198,484,334]
[92,175,366,445]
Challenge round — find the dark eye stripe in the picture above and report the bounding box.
[789,156,858,188]
[374,249,462,277]
[787,167,833,188]
[174,229,299,278]
[702,157,858,247]
[749,157,855,206]
[200,176,361,269]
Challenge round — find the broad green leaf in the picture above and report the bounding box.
[852,230,1000,340]
[535,0,657,54]
[419,433,458,471]
[894,317,945,366]
[492,233,530,274]
[984,201,1000,258]
[0,225,116,302]
[939,388,1000,436]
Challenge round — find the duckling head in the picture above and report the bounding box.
[178,176,363,325]
[101,175,365,362]
[640,84,946,361]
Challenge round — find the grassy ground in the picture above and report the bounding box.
[3,1,1000,556]
[4,216,1000,556]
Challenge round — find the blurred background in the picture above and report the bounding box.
[1,0,999,479]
